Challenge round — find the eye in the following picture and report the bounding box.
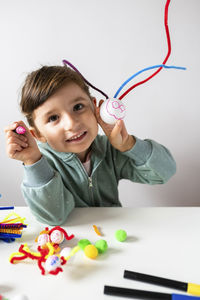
[73,103,84,111]
[48,115,59,122]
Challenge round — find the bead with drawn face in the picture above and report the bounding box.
[50,230,64,244]
[100,98,126,125]
[37,233,50,246]
[45,255,61,272]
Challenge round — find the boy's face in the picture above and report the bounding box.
[31,82,98,161]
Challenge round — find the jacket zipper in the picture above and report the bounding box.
[75,156,94,203]
[88,176,93,188]
[75,156,93,188]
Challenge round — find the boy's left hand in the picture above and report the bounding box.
[95,100,136,152]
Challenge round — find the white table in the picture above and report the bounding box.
[0,207,200,300]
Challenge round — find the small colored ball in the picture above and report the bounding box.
[50,230,64,244]
[115,229,127,242]
[60,247,71,258]
[95,239,108,254]
[45,255,61,272]
[37,233,50,246]
[84,244,98,259]
[78,239,91,250]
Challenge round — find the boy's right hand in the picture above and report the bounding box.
[4,121,42,165]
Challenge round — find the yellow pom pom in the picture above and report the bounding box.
[84,244,98,259]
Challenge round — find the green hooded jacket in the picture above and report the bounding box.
[22,135,176,225]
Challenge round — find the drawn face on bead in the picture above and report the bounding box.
[111,100,125,113]
[100,98,126,125]
[45,255,61,272]
[37,233,50,246]
[50,230,64,244]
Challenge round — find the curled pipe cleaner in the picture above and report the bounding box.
[118,0,172,100]
[62,59,109,99]
[114,64,186,98]
[62,0,186,103]
[48,226,74,241]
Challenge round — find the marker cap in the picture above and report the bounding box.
[187,283,200,296]
[172,293,200,300]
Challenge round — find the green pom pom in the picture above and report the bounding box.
[115,229,127,242]
[95,239,108,254]
[78,239,91,250]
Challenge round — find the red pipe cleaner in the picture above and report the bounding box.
[60,256,67,265]
[10,253,28,264]
[119,0,171,100]
[10,244,29,263]
[49,267,63,275]
[37,256,46,275]
[49,226,75,241]
[37,246,50,275]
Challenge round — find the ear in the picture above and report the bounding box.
[29,127,47,143]
[91,97,97,111]
[92,97,97,106]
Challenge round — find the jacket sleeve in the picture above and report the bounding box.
[21,156,75,225]
[115,137,176,184]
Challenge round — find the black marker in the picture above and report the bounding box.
[104,285,200,300]
[124,270,200,297]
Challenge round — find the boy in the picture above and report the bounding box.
[5,65,176,225]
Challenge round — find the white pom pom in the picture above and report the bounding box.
[100,98,126,125]
[60,247,71,258]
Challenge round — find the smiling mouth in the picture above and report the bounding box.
[66,131,87,143]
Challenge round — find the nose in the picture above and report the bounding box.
[62,113,78,131]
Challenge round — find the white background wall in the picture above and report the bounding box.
[0,0,199,207]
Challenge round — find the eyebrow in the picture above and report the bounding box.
[71,96,89,104]
[43,96,89,118]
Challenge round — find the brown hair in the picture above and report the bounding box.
[20,65,92,126]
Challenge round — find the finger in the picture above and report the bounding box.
[98,99,104,107]
[7,143,24,158]
[6,130,27,142]
[7,136,28,148]
[109,120,123,140]
[4,120,28,134]
[119,120,129,139]
[4,122,19,133]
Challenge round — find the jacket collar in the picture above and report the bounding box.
[38,135,107,164]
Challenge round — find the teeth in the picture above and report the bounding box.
[68,132,84,141]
